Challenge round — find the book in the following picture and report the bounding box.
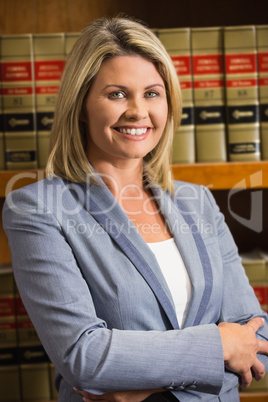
[240,249,267,283]
[191,27,227,162]
[15,287,51,401]
[0,265,21,402]
[157,28,195,164]
[33,33,65,169]
[0,34,37,170]
[0,110,4,170]
[256,25,268,160]
[241,248,268,313]
[49,362,58,400]
[0,41,5,170]
[223,26,260,161]
[240,249,268,392]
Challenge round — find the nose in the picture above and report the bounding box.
[124,97,148,120]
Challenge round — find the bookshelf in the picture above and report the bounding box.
[240,393,268,402]
[0,161,268,263]
[172,161,268,189]
[0,160,267,197]
[1,1,268,401]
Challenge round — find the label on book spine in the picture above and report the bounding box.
[1,61,32,81]
[6,150,36,163]
[225,53,256,74]
[194,105,225,125]
[3,112,34,131]
[229,142,260,154]
[193,54,223,74]
[35,60,65,81]
[227,104,259,124]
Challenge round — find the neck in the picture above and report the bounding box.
[90,158,145,198]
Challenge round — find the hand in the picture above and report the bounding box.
[218,317,268,388]
[73,387,164,402]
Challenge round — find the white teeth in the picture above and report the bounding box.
[118,128,148,136]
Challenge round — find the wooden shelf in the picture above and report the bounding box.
[0,161,268,198]
[240,392,268,401]
[0,169,46,197]
[172,161,268,190]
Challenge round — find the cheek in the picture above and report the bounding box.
[85,105,105,134]
[156,104,168,129]
[89,103,120,129]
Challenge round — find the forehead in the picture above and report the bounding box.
[92,54,165,87]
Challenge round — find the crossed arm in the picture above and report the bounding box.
[74,317,268,402]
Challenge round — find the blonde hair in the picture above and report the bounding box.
[46,16,182,193]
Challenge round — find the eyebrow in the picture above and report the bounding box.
[103,83,165,90]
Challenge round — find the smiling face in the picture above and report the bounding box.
[83,54,168,168]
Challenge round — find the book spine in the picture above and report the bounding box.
[49,362,58,400]
[252,284,268,313]
[240,251,268,391]
[15,287,51,401]
[191,27,227,162]
[33,33,65,169]
[0,266,21,402]
[224,26,260,161]
[0,111,4,170]
[1,34,37,170]
[0,37,5,170]
[257,26,268,160]
[157,28,195,164]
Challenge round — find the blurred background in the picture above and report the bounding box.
[0,0,267,34]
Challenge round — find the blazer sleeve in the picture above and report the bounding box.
[203,186,268,369]
[2,185,225,397]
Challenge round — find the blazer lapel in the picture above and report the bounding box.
[153,185,214,328]
[71,180,180,330]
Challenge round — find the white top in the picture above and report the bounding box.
[147,238,192,327]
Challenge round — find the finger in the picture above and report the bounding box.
[73,387,84,396]
[251,359,266,381]
[256,339,268,355]
[239,369,252,388]
[73,388,94,400]
[246,317,265,332]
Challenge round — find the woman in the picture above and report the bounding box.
[3,16,268,402]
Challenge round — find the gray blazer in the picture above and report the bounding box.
[3,176,268,401]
